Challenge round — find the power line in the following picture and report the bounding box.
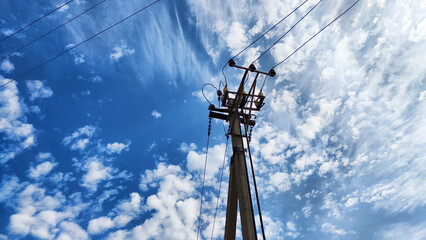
[0,0,107,62]
[197,117,212,240]
[0,0,75,44]
[221,0,310,87]
[210,129,230,240]
[232,0,310,61]
[272,0,360,69]
[0,0,161,90]
[252,0,322,64]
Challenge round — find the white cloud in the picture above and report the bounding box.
[0,176,22,202]
[296,99,341,140]
[88,217,115,234]
[379,222,426,240]
[92,75,102,83]
[0,77,36,164]
[57,3,70,12]
[62,125,97,151]
[113,163,198,239]
[186,143,227,184]
[0,59,15,73]
[81,160,113,192]
[151,110,161,119]
[7,184,88,239]
[302,202,312,217]
[25,80,53,101]
[268,172,291,192]
[286,221,296,231]
[321,222,347,236]
[88,192,143,235]
[0,28,14,36]
[102,142,131,155]
[110,43,135,63]
[57,221,88,240]
[74,54,85,64]
[179,142,197,152]
[28,161,57,179]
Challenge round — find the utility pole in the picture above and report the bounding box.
[209,60,275,240]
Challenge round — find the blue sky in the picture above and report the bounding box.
[0,0,425,239]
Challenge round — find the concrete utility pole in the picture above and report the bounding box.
[209,60,275,240]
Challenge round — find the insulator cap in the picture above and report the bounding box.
[228,59,236,67]
[249,64,256,72]
[242,90,247,95]
[223,87,229,93]
[258,92,264,97]
[217,90,222,96]
[269,69,276,77]
[208,104,215,110]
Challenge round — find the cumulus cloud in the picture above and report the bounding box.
[0,59,15,73]
[88,192,142,235]
[110,43,135,63]
[179,142,197,152]
[26,80,53,101]
[28,161,57,179]
[321,222,348,236]
[0,77,36,164]
[88,216,115,234]
[114,163,198,239]
[74,54,85,64]
[57,221,88,240]
[101,141,131,155]
[92,75,102,83]
[151,110,161,119]
[186,143,228,184]
[62,125,97,151]
[8,184,88,239]
[81,160,113,191]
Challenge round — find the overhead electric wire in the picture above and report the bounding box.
[202,83,218,105]
[210,129,230,240]
[245,131,266,240]
[0,0,161,90]
[251,0,322,64]
[0,0,107,62]
[221,0,310,87]
[239,100,266,239]
[197,118,212,240]
[272,0,360,69]
[233,0,309,61]
[0,0,75,44]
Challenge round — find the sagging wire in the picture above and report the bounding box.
[239,110,266,240]
[197,117,213,240]
[272,0,361,69]
[202,83,218,105]
[0,0,161,90]
[210,126,230,240]
[0,0,76,44]
[251,0,323,65]
[221,0,310,87]
[1,0,108,62]
[259,75,268,93]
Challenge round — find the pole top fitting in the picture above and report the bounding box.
[228,59,236,67]
[268,69,276,77]
[249,64,256,72]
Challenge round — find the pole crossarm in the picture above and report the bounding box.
[208,60,275,240]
